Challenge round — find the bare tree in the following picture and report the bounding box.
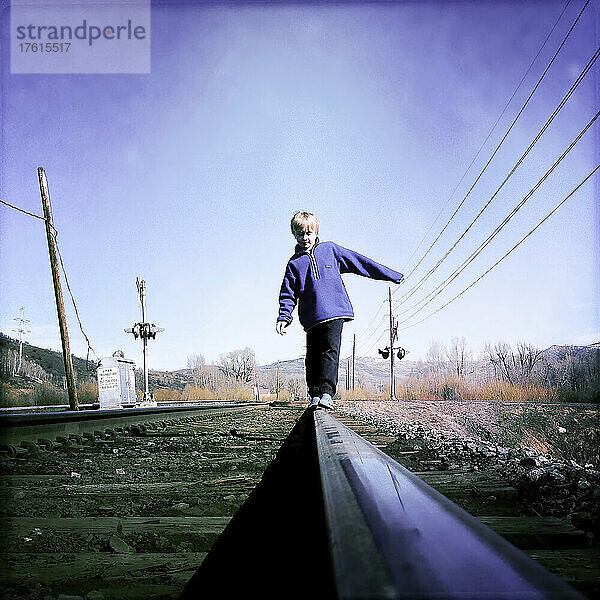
[516,343,543,383]
[485,341,543,385]
[218,347,257,384]
[426,340,447,375]
[485,341,515,384]
[447,336,470,377]
[187,354,205,387]
[286,375,305,400]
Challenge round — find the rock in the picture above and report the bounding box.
[58,595,84,600]
[86,591,105,600]
[108,535,134,554]
[525,468,545,482]
[549,470,566,483]
[171,502,190,511]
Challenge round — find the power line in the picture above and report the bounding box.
[396,109,600,322]
[400,0,575,276]
[341,0,583,350]
[398,164,599,331]
[395,42,600,309]
[0,198,46,221]
[54,232,99,363]
[1,194,98,363]
[359,325,389,358]
[395,0,592,301]
[356,298,387,339]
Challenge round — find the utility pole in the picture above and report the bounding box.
[378,287,406,401]
[276,360,280,401]
[352,333,356,390]
[253,367,260,402]
[12,308,30,374]
[125,278,164,405]
[346,359,350,391]
[388,287,396,401]
[38,167,78,411]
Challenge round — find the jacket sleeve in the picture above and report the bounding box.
[333,243,404,283]
[277,262,298,323]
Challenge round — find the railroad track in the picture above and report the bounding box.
[335,412,599,600]
[1,403,598,599]
[0,403,301,600]
[0,402,269,456]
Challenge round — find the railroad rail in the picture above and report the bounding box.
[182,408,586,599]
[0,403,300,599]
[0,404,594,599]
[0,402,268,456]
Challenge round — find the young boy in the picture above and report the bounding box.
[276,211,403,409]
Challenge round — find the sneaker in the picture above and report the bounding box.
[309,397,320,409]
[319,393,334,410]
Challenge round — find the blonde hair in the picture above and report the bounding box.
[291,211,320,235]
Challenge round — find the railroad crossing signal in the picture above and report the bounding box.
[379,287,408,400]
[125,322,164,340]
[378,346,406,360]
[124,278,164,404]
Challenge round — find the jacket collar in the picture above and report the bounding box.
[294,237,320,256]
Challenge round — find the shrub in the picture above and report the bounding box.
[340,387,374,400]
[0,381,21,407]
[77,380,99,405]
[214,386,254,401]
[272,389,291,402]
[154,388,183,403]
[183,386,215,401]
[31,382,65,406]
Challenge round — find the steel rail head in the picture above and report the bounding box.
[313,409,585,600]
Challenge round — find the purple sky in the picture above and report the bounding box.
[1,0,598,371]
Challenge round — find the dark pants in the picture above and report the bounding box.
[305,319,344,398]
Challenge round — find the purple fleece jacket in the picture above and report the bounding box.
[278,240,403,331]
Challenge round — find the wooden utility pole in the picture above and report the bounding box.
[254,367,260,402]
[388,287,396,401]
[352,334,356,390]
[276,360,280,401]
[346,359,350,391]
[38,167,78,411]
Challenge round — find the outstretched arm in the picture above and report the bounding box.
[333,243,404,283]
